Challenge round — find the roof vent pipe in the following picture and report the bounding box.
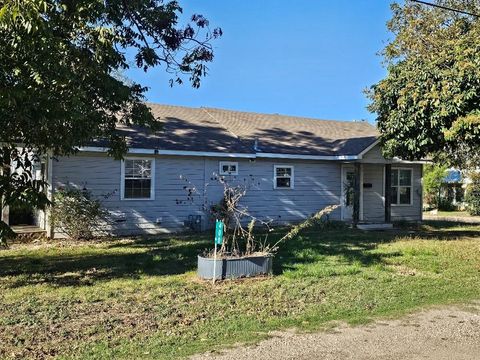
[253,138,260,152]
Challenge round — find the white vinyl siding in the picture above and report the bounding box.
[51,153,422,236]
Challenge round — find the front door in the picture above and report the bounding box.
[342,166,355,221]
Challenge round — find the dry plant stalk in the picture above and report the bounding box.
[214,181,273,256]
[265,204,339,253]
[180,173,338,258]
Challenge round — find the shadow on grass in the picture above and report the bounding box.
[271,221,480,275]
[271,227,399,275]
[0,235,211,288]
[415,220,480,240]
[1,222,479,287]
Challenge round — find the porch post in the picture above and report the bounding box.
[1,202,8,226]
[0,164,8,226]
[353,162,361,226]
[385,164,392,223]
[45,153,54,238]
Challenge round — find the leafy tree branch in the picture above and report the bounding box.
[368,0,480,168]
[0,0,222,240]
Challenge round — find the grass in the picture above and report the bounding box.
[424,210,479,218]
[1,221,479,359]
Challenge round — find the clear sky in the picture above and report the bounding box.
[126,0,394,123]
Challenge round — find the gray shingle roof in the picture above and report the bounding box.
[104,103,379,156]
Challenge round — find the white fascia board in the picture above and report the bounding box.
[77,146,157,154]
[157,150,255,158]
[77,146,255,158]
[76,146,111,153]
[127,148,157,154]
[390,158,430,164]
[78,146,360,160]
[256,153,359,161]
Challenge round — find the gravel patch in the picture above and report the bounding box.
[192,302,480,360]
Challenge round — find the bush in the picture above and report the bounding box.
[0,221,16,248]
[423,164,447,208]
[437,198,457,212]
[51,186,108,240]
[465,172,480,216]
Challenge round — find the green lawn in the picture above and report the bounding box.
[1,222,479,359]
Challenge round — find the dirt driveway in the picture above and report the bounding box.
[192,302,480,360]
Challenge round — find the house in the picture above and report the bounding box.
[438,168,479,210]
[441,169,466,208]
[5,104,424,237]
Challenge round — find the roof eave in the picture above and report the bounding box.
[77,146,360,160]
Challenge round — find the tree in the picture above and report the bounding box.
[367,0,480,168]
[423,163,448,208]
[0,0,221,242]
[465,171,480,215]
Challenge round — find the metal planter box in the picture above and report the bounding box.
[197,254,273,280]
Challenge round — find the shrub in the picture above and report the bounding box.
[465,172,480,216]
[209,183,266,256]
[180,174,338,257]
[51,186,108,240]
[437,198,456,212]
[208,181,337,257]
[0,221,16,248]
[423,164,447,208]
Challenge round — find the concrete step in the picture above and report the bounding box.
[11,225,46,241]
[356,223,393,231]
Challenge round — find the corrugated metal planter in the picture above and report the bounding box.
[197,254,273,280]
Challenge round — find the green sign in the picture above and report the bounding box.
[214,220,224,245]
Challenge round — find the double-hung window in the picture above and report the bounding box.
[274,165,294,189]
[391,168,412,205]
[122,158,155,200]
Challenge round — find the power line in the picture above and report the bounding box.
[409,0,480,17]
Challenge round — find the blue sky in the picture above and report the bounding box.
[127,1,394,123]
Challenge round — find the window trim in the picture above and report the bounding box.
[219,161,238,175]
[120,157,155,201]
[391,167,413,206]
[274,165,294,189]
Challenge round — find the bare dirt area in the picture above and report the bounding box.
[192,303,480,360]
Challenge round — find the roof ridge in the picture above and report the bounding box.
[203,106,373,127]
[146,102,375,128]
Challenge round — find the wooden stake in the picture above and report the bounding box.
[213,242,217,285]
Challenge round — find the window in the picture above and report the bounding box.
[219,161,238,175]
[274,165,294,189]
[121,158,155,200]
[391,168,412,205]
